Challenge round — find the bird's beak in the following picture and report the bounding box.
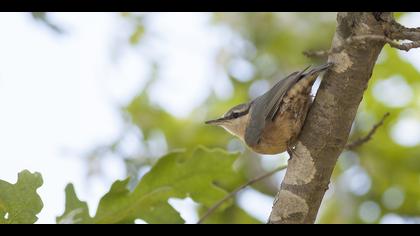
[205,117,229,126]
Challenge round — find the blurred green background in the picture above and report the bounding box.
[87,12,420,223]
[6,12,420,224]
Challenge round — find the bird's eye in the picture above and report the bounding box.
[231,112,239,118]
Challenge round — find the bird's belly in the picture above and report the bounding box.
[251,114,295,154]
[251,95,311,155]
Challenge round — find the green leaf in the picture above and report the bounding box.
[56,184,92,224]
[58,147,245,224]
[0,170,43,224]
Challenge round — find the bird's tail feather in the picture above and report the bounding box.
[305,62,333,75]
[287,63,332,98]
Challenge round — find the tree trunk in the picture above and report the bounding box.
[268,12,392,224]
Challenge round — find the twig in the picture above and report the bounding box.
[389,40,420,51]
[197,165,287,224]
[347,35,420,52]
[305,17,420,58]
[345,112,390,150]
[303,50,329,59]
[305,32,420,59]
[387,19,420,41]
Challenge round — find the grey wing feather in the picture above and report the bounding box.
[265,65,311,121]
[244,66,311,147]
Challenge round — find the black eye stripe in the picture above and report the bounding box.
[230,110,248,118]
[224,104,251,119]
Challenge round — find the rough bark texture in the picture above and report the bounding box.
[268,12,393,224]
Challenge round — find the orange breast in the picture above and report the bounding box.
[250,94,312,155]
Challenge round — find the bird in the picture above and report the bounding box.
[205,63,332,155]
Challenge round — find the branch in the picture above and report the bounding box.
[393,41,420,51]
[305,15,420,59]
[197,165,287,224]
[345,112,390,150]
[387,19,420,42]
[269,12,390,224]
[347,35,420,52]
[305,34,420,59]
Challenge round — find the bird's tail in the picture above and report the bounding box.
[305,62,333,75]
[287,63,332,97]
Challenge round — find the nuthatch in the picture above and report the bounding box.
[205,63,332,155]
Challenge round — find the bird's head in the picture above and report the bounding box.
[205,103,251,140]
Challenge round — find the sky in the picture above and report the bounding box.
[0,12,239,224]
[0,12,419,224]
[0,12,129,223]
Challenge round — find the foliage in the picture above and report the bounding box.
[0,170,43,224]
[0,148,259,224]
[57,147,258,224]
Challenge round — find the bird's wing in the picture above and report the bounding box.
[244,66,311,147]
[265,66,311,121]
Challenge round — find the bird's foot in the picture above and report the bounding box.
[287,146,299,160]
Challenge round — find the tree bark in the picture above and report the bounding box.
[268,12,392,224]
